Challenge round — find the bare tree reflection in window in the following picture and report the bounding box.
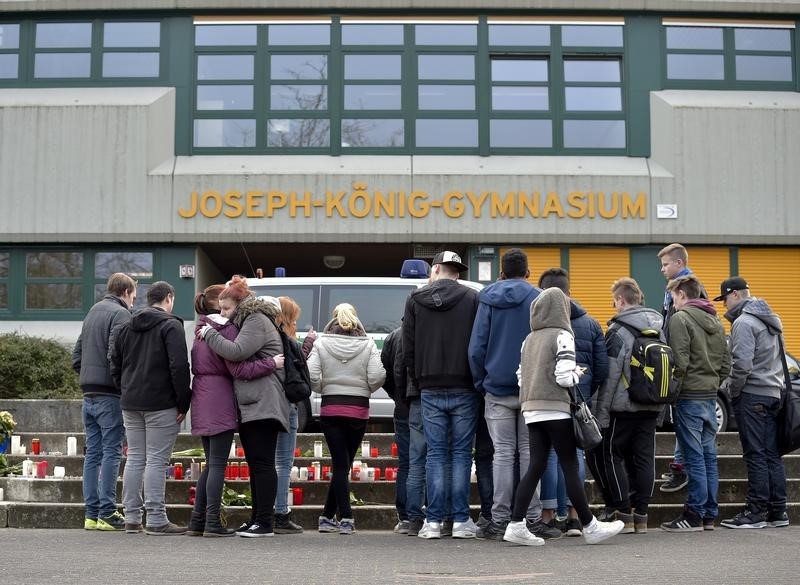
[94,252,153,279]
[25,252,83,278]
[342,119,404,147]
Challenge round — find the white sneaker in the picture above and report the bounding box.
[418,520,441,539]
[503,520,545,546]
[452,518,477,539]
[583,517,624,545]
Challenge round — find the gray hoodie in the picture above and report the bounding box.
[725,298,785,399]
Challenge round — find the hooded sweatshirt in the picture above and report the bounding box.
[468,278,540,397]
[518,288,578,414]
[403,278,479,392]
[725,297,785,399]
[668,298,731,400]
[110,306,191,413]
[593,306,665,427]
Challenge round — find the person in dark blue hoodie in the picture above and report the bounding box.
[468,249,560,541]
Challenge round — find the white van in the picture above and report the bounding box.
[246,262,482,430]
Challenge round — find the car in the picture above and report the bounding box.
[246,261,482,430]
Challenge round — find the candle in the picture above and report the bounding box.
[323,466,332,481]
[287,488,293,507]
[313,440,323,458]
[190,461,200,480]
[386,467,396,481]
[66,436,77,457]
[307,466,315,481]
[373,468,381,481]
[292,487,303,506]
[32,438,41,455]
[311,461,320,482]
[236,447,245,458]
[366,467,375,482]
[11,435,21,455]
[290,466,299,481]
[299,467,308,481]
[231,462,239,479]
[361,440,370,457]
[35,460,47,479]
[174,462,183,480]
[294,447,301,457]
[240,462,250,480]
[229,441,236,458]
[370,447,379,458]
[351,465,361,481]
[53,466,66,478]
[391,442,398,457]
[0,487,4,501]
[22,459,34,477]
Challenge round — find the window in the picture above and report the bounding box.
[0,24,20,80]
[0,251,8,309]
[24,251,83,310]
[93,252,154,311]
[325,285,416,334]
[102,22,160,78]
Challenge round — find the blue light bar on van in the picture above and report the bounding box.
[400,259,430,279]
[275,267,286,277]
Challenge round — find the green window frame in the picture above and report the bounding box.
[0,23,21,81]
[663,20,796,89]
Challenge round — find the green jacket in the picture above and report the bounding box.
[668,302,731,400]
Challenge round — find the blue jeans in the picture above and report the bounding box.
[394,403,410,521]
[541,447,585,514]
[674,399,719,519]
[733,392,787,514]
[421,390,480,523]
[406,399,427,521]
[274,404,298,514]
[82,395,124,519]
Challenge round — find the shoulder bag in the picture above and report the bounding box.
[570,386,602,450]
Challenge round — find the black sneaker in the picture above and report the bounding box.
[660,507,703,532]
[203,526,237,537]
[234,521,253,535]
[527,519,563,540]
[238,523,274,538]
[767,511,790,528]
[407,518,424,536]
[721,509,768,529]
[660,471,689,493]
[274,512,303,534]
[565,518,583,537]
[476,520,507,541]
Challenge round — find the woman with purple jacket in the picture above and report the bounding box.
[187,284,283,537]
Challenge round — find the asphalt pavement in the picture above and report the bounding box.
[2,526,796,585]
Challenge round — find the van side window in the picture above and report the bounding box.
[324,285,416,334]
[250,285,319,333]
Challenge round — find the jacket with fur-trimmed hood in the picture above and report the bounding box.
[203,296,289,430]
[518,288,576,414]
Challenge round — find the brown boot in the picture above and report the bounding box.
[614,511,635,534]
[634,513,648,533]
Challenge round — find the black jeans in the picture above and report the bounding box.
[239,419,281,526]
[733,392,787,514]
[585,439,614,510]
[602,413,658,514]
[511,418,593,526]
[474,401,495,520]
[191,429,235,529]
[321,415,367,520]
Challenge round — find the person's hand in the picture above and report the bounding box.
[274,354,285,369]
[176,412,186,424]
[306,327,317,343]
[197,324,212,340]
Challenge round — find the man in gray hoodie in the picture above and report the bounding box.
[717,277,789,529]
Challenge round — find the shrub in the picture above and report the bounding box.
[0,333,81,399]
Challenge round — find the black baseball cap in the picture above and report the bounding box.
[713,276,749,302]
[432,251,468,272]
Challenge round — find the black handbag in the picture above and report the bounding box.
[776,336,800,456]
[570,386,602,450]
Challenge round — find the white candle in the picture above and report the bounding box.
[11,435,21,455]
[361,440,370,457]
[290,466,299,481]
[299,467,308,481]
[53,466,66,478]
[0,487,4,501]
[287,488,293,507]
[66,436,77,457]
[313,440,323,458]
[229,441,236,458]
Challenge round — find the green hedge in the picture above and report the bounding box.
[0,333,81,399]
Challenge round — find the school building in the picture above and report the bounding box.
[0,1,799,352]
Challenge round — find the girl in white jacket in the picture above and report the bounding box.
[307,303,386,534]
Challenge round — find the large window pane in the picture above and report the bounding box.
[735,28,791,52]
[0,54,18,79]
[666,27,723,50]
[736,55,793,81]
[268,24,330,46]
[492,86,549,111]
[344,85,401,110]
[564,59,620,82]
[102,53,159,78]
[94,252,153,279]
[103,22,160,48]
[197,85,254,110]
[195,25,257,46]
[488,24,550,46]
[197,55,254,80]
[418,55,474,80]
[267,119,330,147]
[418,85,475,110]
[490,119,552,148]
[563,120,626,148]
[0,24,20,49]
[342,119,404,148]
[26,252,83,278]
[492,58,548,82]
[194,119,256,148]
[250,285,317,331]
[415,24,477,46]
[416,119,478,147]
[327,285,416,333]
[345,54,401,80]
[667,53,724,80]
[36,22,92,48]
[26,284,83,310]
[562,25,623,47]
[0,252,8,277]
[342,24,404,45]
[34,53,91,78]
[565,87,622,111]
[271,55,327,80]
[270,85,327,111]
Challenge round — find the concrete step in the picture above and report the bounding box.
[2,500,798,531]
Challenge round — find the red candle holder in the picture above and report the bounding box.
[292,487,303,506]
[174,462,183,480]
[307,466,315,481]
[236,447,245,458]
[370,447,379,458]
[386,467,396,481]
[373,468,381,481]
[231,462,240,479]
[225,464,232,479]
[391,442,398,457]
[35,460,47,479]
[240,462,250,480]
[294,447,301,457]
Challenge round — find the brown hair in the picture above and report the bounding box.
[611,277,644,306]
[278,296,301,338]
[106,273,137,297]
[667,275,703,300]
[658,243,688,264]
[219,275,251,303]
[194,284,225,316]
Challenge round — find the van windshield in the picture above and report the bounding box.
[324,285,416,335]
[250,285,318,333]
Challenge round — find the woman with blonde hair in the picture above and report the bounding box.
[307,303,385,534]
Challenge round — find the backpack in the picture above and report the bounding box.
[617,321,679,405]
[271,319,312,404]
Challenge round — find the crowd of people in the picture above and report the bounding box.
[71,243,791,543]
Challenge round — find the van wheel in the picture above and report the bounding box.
[296,400,310,433]
[715,396,728,432]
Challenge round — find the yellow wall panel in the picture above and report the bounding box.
[569,247,630,330]
[738,248,800,355]
[502,246,562,286]
[686,247,732,335]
